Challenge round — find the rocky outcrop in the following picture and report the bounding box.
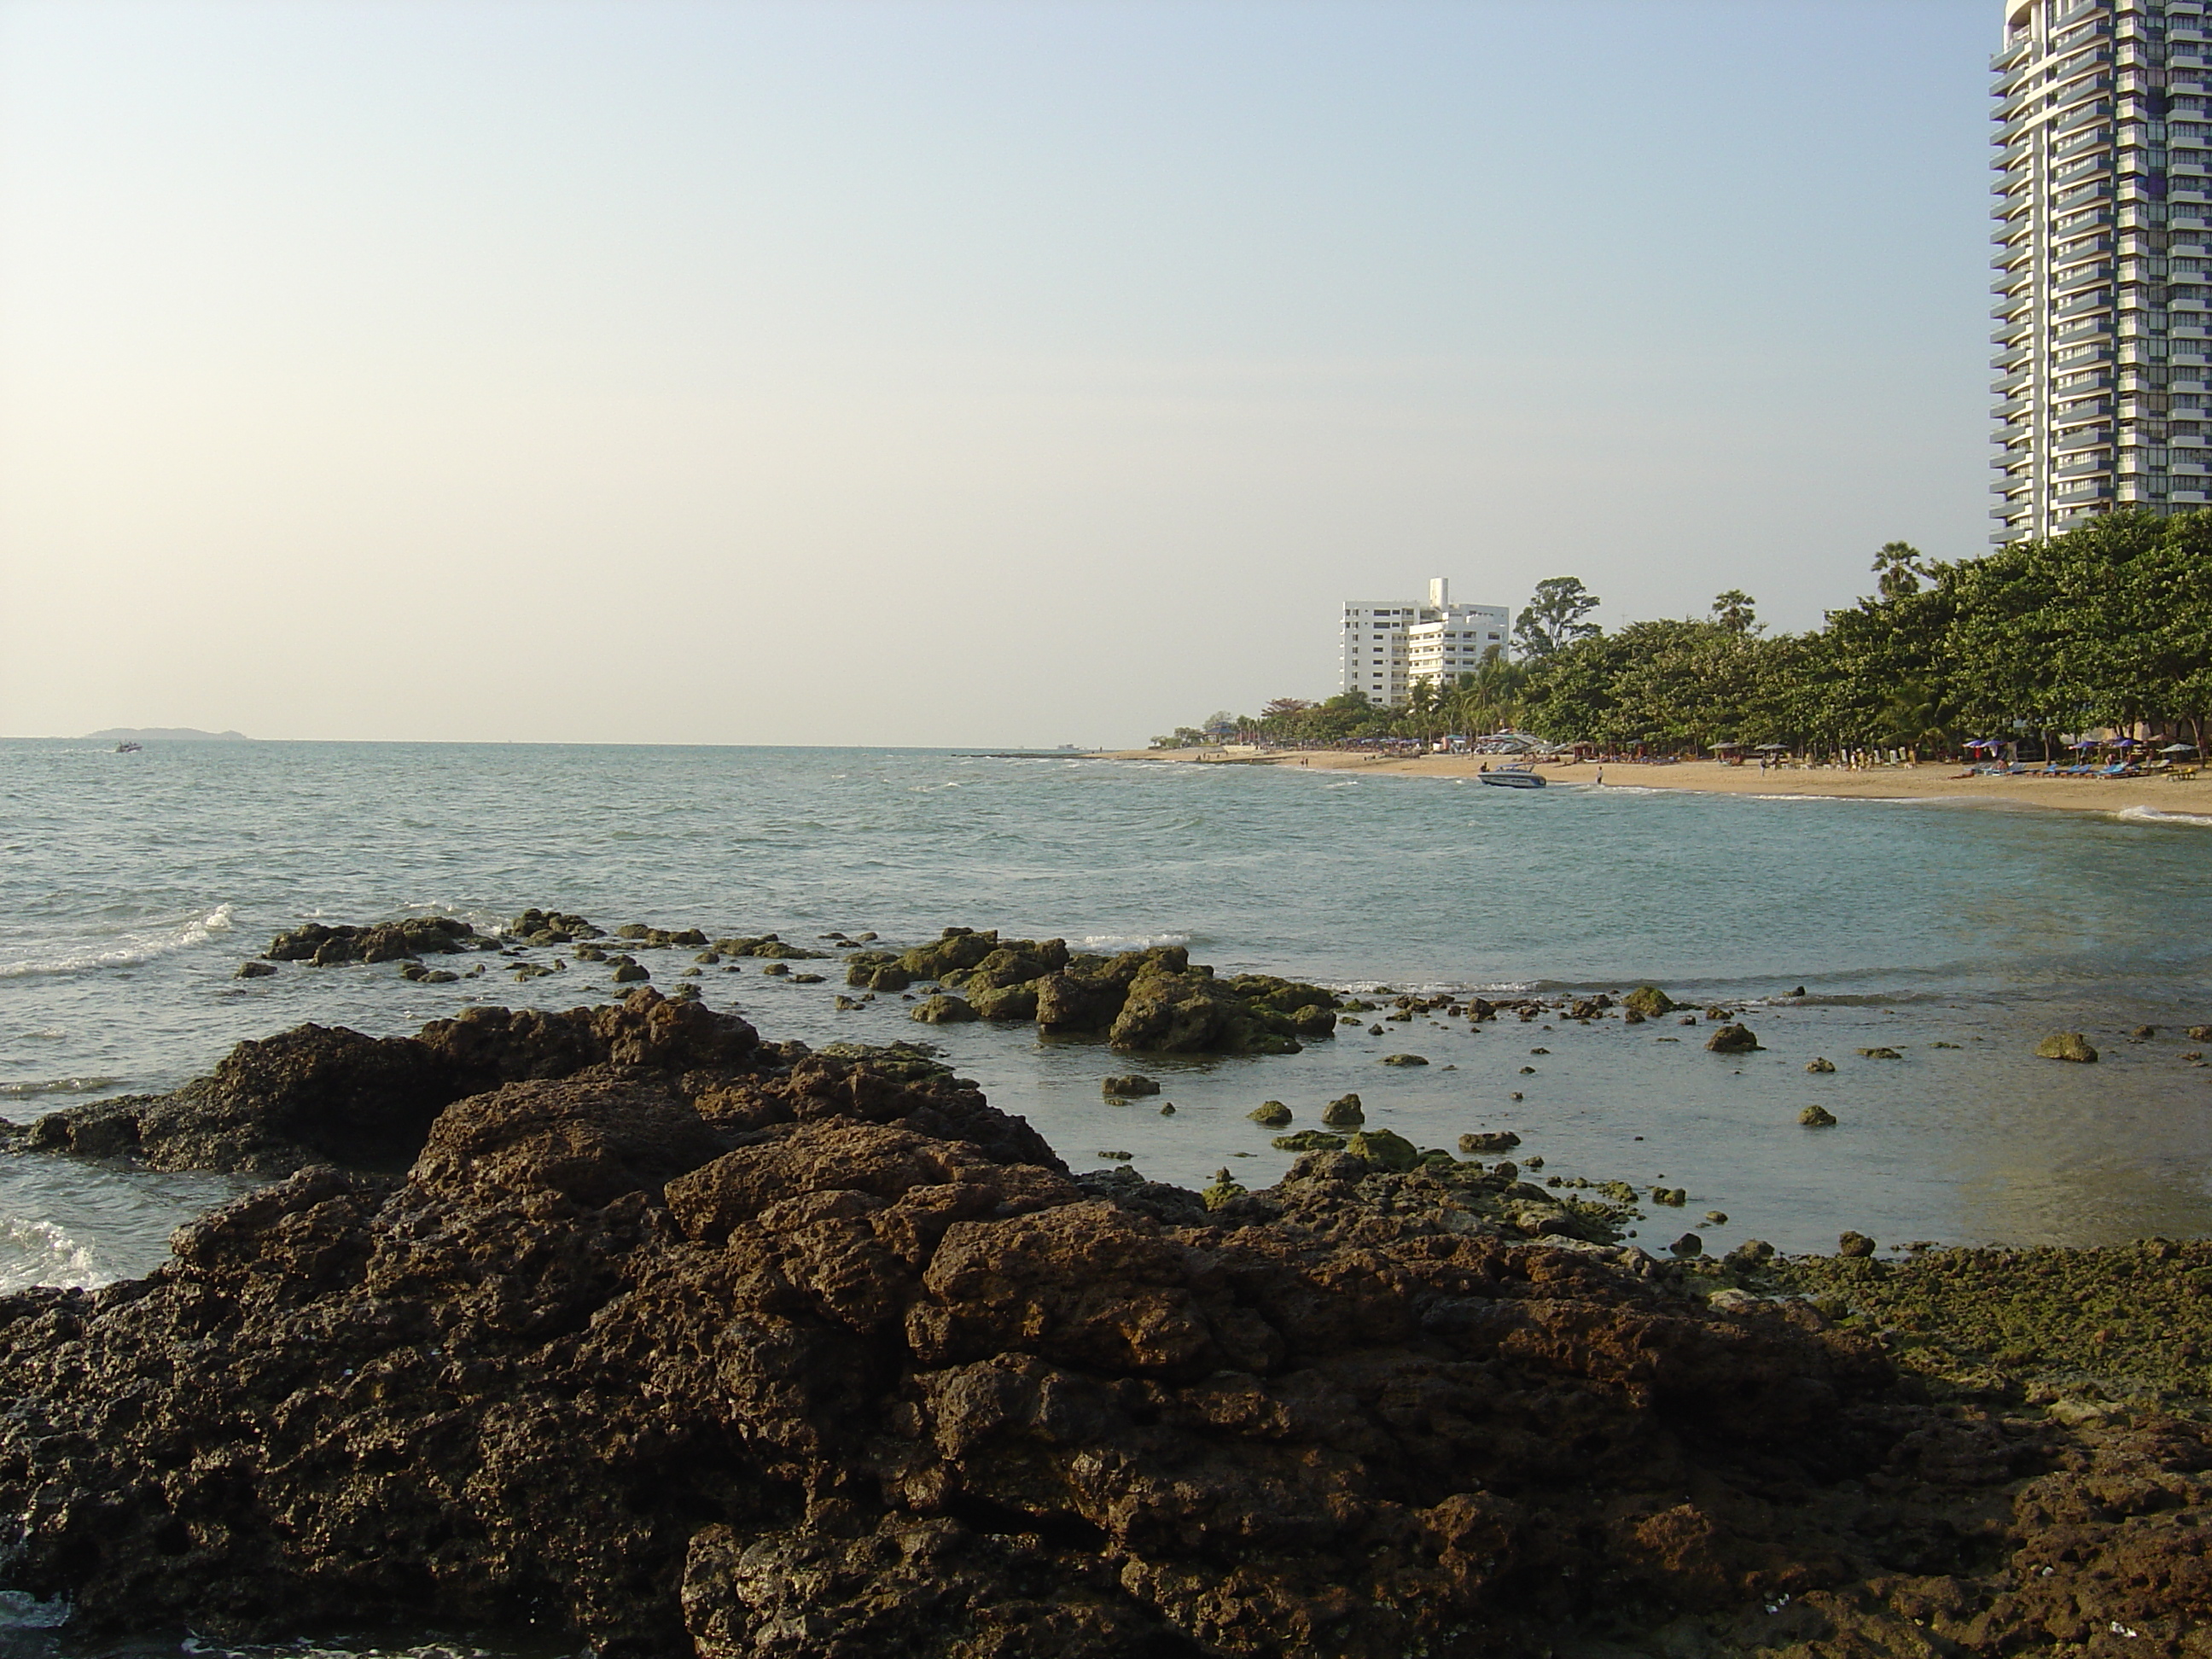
[26,991,760,1173]
[265,915,488,964]
[2,1018,2208,1656]
[844,934,1340,1057]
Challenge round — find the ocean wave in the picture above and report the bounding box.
[1075,932,1193,952]
[0,1590,70,1630]
[0,1217,108,1294]
[2116,805,2212,829]
[0,1076,122,1098]
[0,903,235,979]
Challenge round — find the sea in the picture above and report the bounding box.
[2,736,2211,1652]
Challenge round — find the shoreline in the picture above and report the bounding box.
[1107,746,2212,818]
[8,992,2212,1654]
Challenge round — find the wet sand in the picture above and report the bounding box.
[1109,748,2212,818]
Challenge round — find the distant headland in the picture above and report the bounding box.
[81,727,253,742]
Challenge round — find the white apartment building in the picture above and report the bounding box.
[1340,579,1510,707]
[1990,0,2212,543]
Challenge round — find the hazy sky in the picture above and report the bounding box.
[2,0,1996,747]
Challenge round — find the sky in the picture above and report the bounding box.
[0,0,2000,748]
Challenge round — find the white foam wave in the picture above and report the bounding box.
[1075,933,1193,952]
[0,1076,122,1098]
[0,1217,108,1294]
[0,1589,70,1630]
[0,903,235,979]
[2116,805,2212,829]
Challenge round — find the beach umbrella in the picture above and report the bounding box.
[2163,742,2197,754]
[2070,738,2098,749]
[1755,742,1788,751]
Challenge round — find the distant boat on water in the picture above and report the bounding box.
[1479,765,1545,789]
[114,742,142,754]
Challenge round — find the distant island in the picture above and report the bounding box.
[83,727,253,743]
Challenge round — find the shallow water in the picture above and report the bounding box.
[3,736,2209,1287]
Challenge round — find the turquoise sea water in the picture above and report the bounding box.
[3,737,2211,1286]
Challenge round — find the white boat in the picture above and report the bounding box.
[1479,765,1545,789]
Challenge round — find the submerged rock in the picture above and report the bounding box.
[911,994,979,1025]
[1247,1101,1293,1127]
[265,915,481,965]
[1805,1057,1837,1074]
[1799,1104,1839,1127]
[1320,1092,1365,1127]
[1623,984,1676,1019]
[1100,1074,1160,1098]
[1459,1131,1522,1154]
[2035,1031,2099,1062]
[1703,1023,1761,1054]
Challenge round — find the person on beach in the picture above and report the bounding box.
[1595,765,1603,786]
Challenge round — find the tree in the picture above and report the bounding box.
[1513,577,1602,659]
[1709,590,1759,635]
[1872,540,1929,602]
[1260,697,1313,720]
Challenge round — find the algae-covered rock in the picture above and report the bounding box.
[1837,1230,1877,1258]
[1101,1074,1160,1098]
[1799,1104,1838,1127]
[2035,1031,2098,1062]
[967,981,1039,1022]
[843,952,913,992]
[267,916,481,966]
[1248,1101,1293,1128]
[1343,1128,1420,1173]
[1321,1093,1365,1127]
[1272,1130,1345,1152]
[506,908,602,941]
[1651,1186,1687,1207]
[1668,1233,1703,1258]
[1623,985,1676,1019]
[1458,1131,1521,1154]
[1703,1024,1761,1054]
[1855,1046,1902,1060]
[910,995,978,1025]
[1034,945,1185,1034]
[235,961,278,979]
[1108,962,1301,1055]
[1379,1053,1429,1068]
[1201,1167,1248,1209]
[1805,1057,1836,1074]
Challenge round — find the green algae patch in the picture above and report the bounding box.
[1771,1239,2212,1408]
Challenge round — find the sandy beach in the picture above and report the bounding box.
[1109,745,2212,818]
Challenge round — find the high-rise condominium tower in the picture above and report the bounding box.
[1991,0,2212,544]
